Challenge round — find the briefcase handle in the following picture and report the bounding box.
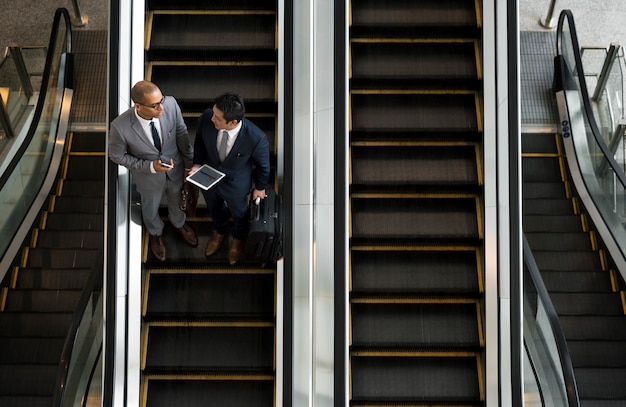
[250,196,261,221]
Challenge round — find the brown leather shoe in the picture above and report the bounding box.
[175,223,198,247]
[150,234,166,262]
[229,238,244,266]
[205,230,226,257]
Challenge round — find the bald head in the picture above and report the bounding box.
[131,80,160,105]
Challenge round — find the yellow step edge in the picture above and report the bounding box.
[350,38,477,44]
[146,321,275,328]
[351,140,479,147]
[351,245,480,252]
[351,297,479,305]
[147,267,275,275]
[521,152,560,157]
[67,151,106,156]
[351,350,480,357]
[351,89,477,95]
[351,192,479,199]
[0,287,7,311]
[150,10,276,16]
[144,373,274,381]
[147,61,276,67]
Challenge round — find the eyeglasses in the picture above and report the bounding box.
[138,96,165,109]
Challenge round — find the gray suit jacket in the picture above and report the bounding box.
[109,96,193,189]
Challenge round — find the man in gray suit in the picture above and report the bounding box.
[109,80,197,261]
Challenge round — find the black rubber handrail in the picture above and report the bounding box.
[556,9,626,190]
[523,235,580,407]
[0,7,72,190]
[51,248,103,407]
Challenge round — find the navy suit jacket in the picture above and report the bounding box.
[193,109,270,199]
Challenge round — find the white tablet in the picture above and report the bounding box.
[186,164,226,190]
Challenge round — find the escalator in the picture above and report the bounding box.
[348,0,485,405]
[522,132,626,405]
[140,1,278,405]
[0,10,107,407]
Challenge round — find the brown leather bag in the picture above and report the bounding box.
[179,182,198,217]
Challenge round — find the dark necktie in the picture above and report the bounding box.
[150,121,161,152]
[218,130,229,162]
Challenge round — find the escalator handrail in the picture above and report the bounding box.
[51,248,103,407]
[523,235,581,407]
[0,7,72,190]
[555,9,626,191]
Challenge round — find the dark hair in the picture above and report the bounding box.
[215,93,245,122]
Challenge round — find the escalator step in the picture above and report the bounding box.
[0,337,64,364]
[550,292,624,316]
[568,341,626,368]
[351,250,479,294]
[351,93,478,133]
[149,14,275,51]
[52,196,104,214]
[25,248,100,269]
[532,251,601,271]
[0,313,73,337]
[57,180,104,197]
[65,156,105,180]
[0,396,50,407]
[351,145,478,186]
[560,315,626,341]
[43,213,103,231]
[351,356,481,403]
[3,289,82,313]
[521,133,558,154]
[0,364,57,396]
[522,198,574,215]
[523,215,583,233]
[351,303,479,347]
[522,157,562,182]
[150,65,275,105]
[36,230,103,249]
[145,380,273,407]
[525,232,591,251]
[13,268,91,290]
[540,270,613,293]
[146,273,274,318]
[145,326,274,370]
[147,0,276,11]
[575,367,626,400]
[69,132,105,152]
[522,181,566,199]
[351,197,479,240]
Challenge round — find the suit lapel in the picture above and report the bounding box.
[130,109,158,152]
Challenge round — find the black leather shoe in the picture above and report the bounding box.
[205,231,226,257]
[175,223,198,247]
[150,234,166,262]
[229,238,244,266]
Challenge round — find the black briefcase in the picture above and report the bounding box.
[245,188,283,264]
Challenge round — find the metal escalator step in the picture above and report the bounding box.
[25,248,100,269]
[150,13,275,51]
[69,132,105,152]
[560,315,626,341]
[351,93,478,133]
[351,145,478,186]
[525,232,591,251]
[522,198,573,215]
[147,0,276,11]
[3,289,82,313]
[522,181,566,199]
[351,250,479,294]
[43,213,103,231]
[145,273,274,317]
[574,367,626,400]
[540,270,613,293]
[145,326,274,370]
[0,364,57,396]
[351,356,481,403]
[522,157,562,182]
[568,340,626,368]
[351,303,480,347]
[521,132,559,154]
[0,337,65,364]
[36,230,103,249]
[351,197,479,240]
[550,292,624,316]
[523,214,583,233]
[52,196,104,214]
[65,155,105,180]
[531,250,601,271]
[0,313,73,337]
[14,268,91,290]
[0,396,51,407]
[57,180,104,197]
[144,379,273,407]
[149,65,275,105]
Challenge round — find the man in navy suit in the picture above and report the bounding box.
[109,81,198,262]
[191,93,270,265]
